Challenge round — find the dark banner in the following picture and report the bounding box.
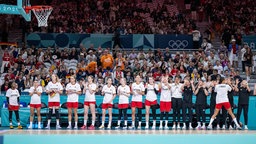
[26,33,195,49]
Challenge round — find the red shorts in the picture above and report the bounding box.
[145,100,157,106]
[84,101,96,106]
[48,102,60,107]
[30,104,42,108]
[131,101,143,108]
[8,105,19,111]
[215,102,231,110]
[160,101,172,112]
[118,104,129,109]
[102,103,113,109]
[67,102,78,108]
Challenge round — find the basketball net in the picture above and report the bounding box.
[31,6,53,27]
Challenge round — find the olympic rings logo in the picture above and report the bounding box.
[168,40,188,49]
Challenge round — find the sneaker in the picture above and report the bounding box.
[236,126,242,130]
[129,125,135,129]
[207,125,212,130]
[177,125,181,129]
[137,125,141,130]
[229,125,234,130]
[74,125,78,129]
[18,125,23,129]
[145,125,149,129]
[45,125,50,129]
[196,125,201,130]
[216,125,221,130]
[189,125,193,130]
[172,125,176,129]
[107,125,111,129]
[67,125,72,129]
[56,125,62,129]
[38,125,42,129]
[88,125,95,130]
[220,125,225,130]
[28,124,33,129]
[122,126,127,130]
[159,125,163,130]
[10,125,13,129]
[201,125,206,130]
[181,125,186,130]
[244,125,248,130]
[164,125,169,130]
[81,125,87,129]
[151,125,156,130]
[115,125,120,129]
[99,125,105,129]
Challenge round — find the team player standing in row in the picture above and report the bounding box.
[9,74,251,130]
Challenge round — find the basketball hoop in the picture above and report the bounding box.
[25,6,53,27]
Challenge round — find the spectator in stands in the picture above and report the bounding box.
[101,50,114,71]
[228,39,239,69]
[1,80,10,92]
[244,47,253,81]
[192,29,201,49]
[15,73,25,94]
[1,48,11,74]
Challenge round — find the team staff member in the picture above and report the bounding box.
[194,79,208,129]
[99,77,116,129]
[207,78,242,130]
[65,75,81,129]
[237,80,250,130]
[116,78,130,129]
[158,76,172,129]
[171,76,183,129]
[81,76,97,130]
[45,74,63,129]
[28,80,43,129]
[181,79,195,130]
[144,77,159,129]
[130,75,145,129]
[6,82,22,129]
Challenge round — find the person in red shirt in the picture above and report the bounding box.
[4,69,15,82]
[1,49,11,73]
[153,68,162,81]
[170,64,179,76]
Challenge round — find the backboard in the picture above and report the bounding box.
[0,0,31,21]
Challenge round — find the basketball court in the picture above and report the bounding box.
[1,129,256,144]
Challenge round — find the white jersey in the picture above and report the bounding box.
[131,82,145,102]
[160,83,172,102]
[29,86,43,104]
[66,83,81,102]
[6,89,20,106]
[170,83,183,98]
[215,84,232,104]
[102,85,116,104]
[45,81,63,102]
[117,85,130,104]
[84,83,97,102]
[146,84,159,101]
